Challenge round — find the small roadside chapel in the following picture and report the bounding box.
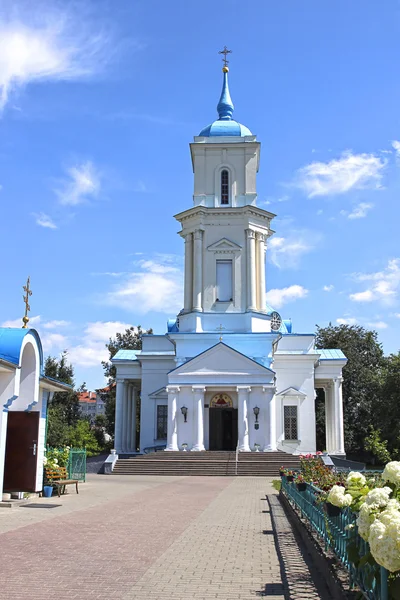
[0,279,70,499]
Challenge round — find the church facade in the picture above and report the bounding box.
[113,65,347,456]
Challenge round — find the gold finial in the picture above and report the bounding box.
[22,276,32,329]
[218,46,232,72]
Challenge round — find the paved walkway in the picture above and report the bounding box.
[0,475,329,599]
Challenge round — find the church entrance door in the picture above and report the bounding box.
[209,408,238,451]
[3,411,39,492]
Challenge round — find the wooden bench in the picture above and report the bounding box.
[44,467,79,497]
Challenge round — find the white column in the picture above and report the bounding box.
[256,232,266,312]
[191,386,206,451]
[237,386,251,451]
[324,384,334,454]
[263,386,276,451]
[131,386,137,452]
[192,229,203,312]
[184,233,193,312]
[334,377,345,455]
[122,382,129,453]
[126,384,133,452]
[114,378,125,454]
[166,386,179,451]
[246,229,257,311]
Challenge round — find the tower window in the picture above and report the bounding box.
[221,170,229,205]
[284,405,298,440]
[216,259,233,302]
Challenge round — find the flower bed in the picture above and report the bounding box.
[280,455,400,599]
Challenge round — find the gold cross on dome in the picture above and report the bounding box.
[22,276,32,329]
[218,46,232,68]
[216,323,226,341]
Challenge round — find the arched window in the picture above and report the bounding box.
[221,169,229,205]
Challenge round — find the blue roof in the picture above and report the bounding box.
[0,327,43,369]
[199,68,252,138]
[318,349,347,361]
[112,349,141,361]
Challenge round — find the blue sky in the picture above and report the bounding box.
[1,0,400,389]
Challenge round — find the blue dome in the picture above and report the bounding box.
[199,120,252,137]
[199,68,252,138]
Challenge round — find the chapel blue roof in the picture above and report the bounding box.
[198,68,252,138]
[0,327,43,369]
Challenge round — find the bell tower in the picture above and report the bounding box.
[175,53,276,334]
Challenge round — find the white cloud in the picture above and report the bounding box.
[394,313,400,318]
[323,285,334,292]
[41,332,68,351]
[105,254,183,314]
[392,140,400,157]
[266,285,308,309]
[33,212,57,229]
[336,317,358,325]
[42,320,69,329]
[341,202,374,220]
[295,151,386,197]
[56,161,101,206]
[350,259,400,304]
[268,233,317,269]
[367,321,388,330]
[67,321,132,367]
[0,3,111,113]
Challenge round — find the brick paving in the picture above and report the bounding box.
[0,476,326,599]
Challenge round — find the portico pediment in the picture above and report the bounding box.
[168,342,275,386]
[276,386,307,397]
[207,238,242,253]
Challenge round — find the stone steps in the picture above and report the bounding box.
[113,451,301,477]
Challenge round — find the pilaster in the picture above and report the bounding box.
[237,386,251,451]
[191,386,206,451]
[192,229,203,312]
[166,386,180,451]
[246,229,257,311]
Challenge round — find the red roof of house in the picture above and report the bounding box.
[78,391,97,404]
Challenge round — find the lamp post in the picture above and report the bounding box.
[253,406,260,423]
[181,406,188,423]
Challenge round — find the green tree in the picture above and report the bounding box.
[375,352,400,456]
[101,325,152,438]
[68,420,101,456]
[315,324,384,457]
[45,352,81,446]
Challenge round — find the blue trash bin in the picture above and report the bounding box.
[43,486,53,498]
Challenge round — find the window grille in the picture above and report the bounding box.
[156,405,168,439]
[221,170,229,204]
[284,405,298,440]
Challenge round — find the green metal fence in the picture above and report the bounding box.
[280,476,389,600]
[67,448,86,481]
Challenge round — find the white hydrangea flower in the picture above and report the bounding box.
[382,461,400,486]
[364,487,392,509]
[369,507,400,572]
[43,457,47,465]
[346,471,366,488]
[327,485,353,508]
[357,503,376,541]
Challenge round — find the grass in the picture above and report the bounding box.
[271,479,281,492]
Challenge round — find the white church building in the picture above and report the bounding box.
[112,64,347,457]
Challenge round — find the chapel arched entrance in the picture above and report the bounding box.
[208,393,238,451]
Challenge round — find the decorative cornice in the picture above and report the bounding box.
[245,228,256,239]
[166,386,180,394]
[3,394,18,412]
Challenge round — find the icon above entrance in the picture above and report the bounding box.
[210,393,233,408]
